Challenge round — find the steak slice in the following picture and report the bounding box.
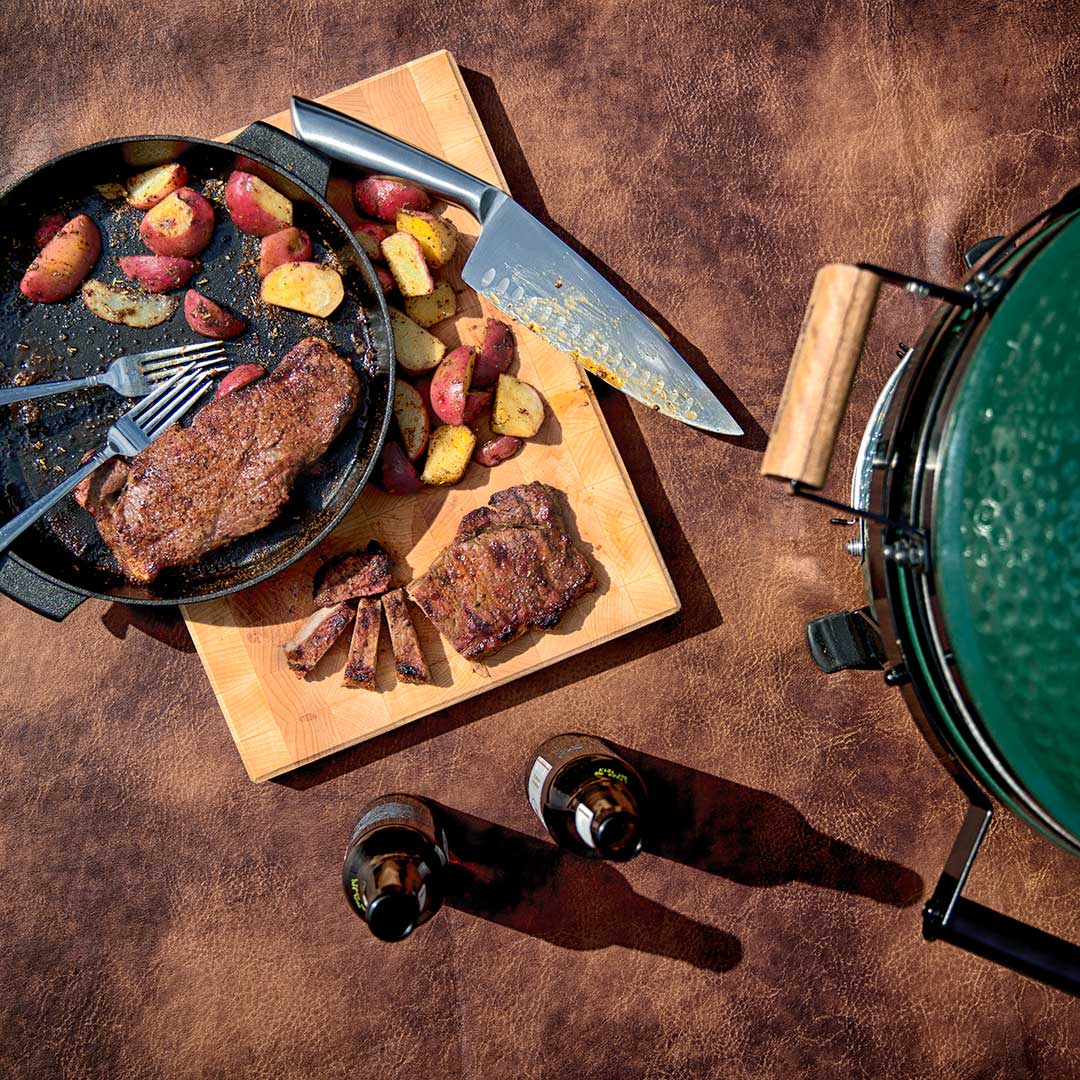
[382,588,430,684]
[312,541,393,606]
[344,597,382,690]
[407,482,595,661]
[83,337,360,583]
[284,601,355,677]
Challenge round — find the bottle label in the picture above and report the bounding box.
[349,795,434,846]
[574,802,597,849]
[527,755,553,820]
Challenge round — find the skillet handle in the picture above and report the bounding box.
[229,121,333,200]
[0,554,85,621]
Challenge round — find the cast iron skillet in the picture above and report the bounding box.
[0,123,395,620]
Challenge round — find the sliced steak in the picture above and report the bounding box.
[81,337,360,583]
[344,597,382,690]
[312,541,393,606]
[382,588,429,684]
[284,601,355,678]
[407,482,595,661]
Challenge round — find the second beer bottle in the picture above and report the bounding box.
[525,733,648,861]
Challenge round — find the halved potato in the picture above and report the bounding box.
[394,210,458,268]
[356,176,430,222]
[20,214,101,302]
[126,163,189,209]
[393,380,430,461]
[491,373,545,437]
[475,434,522,467]
[380,232,434,297]
[404,280,456,328]
[421,425,476,486]
[389,309,446,372]
[225,171,293,236]
[82,280,177,327]
[430,346,476,426]
[472,318,515,387]
[261,262,344,318]
[380,441,424,494]
[139,188,215,257]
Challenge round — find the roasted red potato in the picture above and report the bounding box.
[139,188,215,257]
[462,389,493,426]
[352,219,394,260]
[326,175,363,230]
[355,175,430,222]
[472,318,515,387]
[126,163,188,209]
[261,261,344,318]
[393,380,431,461]
[20,214,101,302]
[215,364,265,398]
[475,434,523,467]
[225,171,293,236]
[380,232,435,297]
[389,309,446,372]
[118,255,197,293]
[421,425,476,486]
[184,289,247,339]
[258,227,313,279]
[122,141,189,168]
[33,213,65,250]
[379,440,425,494]
[404,280,456,327]
[82,280,176,327]
[373,265,396,295]
[430,346,477,426]
[394,210,458,268]
[491,373,545,437]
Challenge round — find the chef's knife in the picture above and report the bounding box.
[290,97,742,436]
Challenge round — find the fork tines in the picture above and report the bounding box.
[134,340,228,374]
[129,363,214,438]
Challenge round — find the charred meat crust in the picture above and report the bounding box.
[312,540,393,606]
[381,587,430,684]
[343,597,382,690]
[284,601,356,677]
[406,483,595,661]
[78,337,360,584]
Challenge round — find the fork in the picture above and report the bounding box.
[0,363,215,555]
[0,340,229,406]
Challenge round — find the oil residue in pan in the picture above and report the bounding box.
[0,137,391,603]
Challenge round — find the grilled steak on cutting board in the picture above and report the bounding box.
[81,337,360,584]
[382,588,430,684]
[407,482,595,661]
[312,541,393,605]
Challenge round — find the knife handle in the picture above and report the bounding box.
[290,97,499,222]
[761,264,881,488]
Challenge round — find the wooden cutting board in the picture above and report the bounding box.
[182,50,679,782]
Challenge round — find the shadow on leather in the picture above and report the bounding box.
[432,802,742,975]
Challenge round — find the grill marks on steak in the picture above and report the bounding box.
[83,337,360,583]
[382,588,430,684]
[344,598,382,690]
[312,541,393,606]
[407,483,595,661]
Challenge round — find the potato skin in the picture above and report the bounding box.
[225,171,293,236]
[184,289,247,339]
[476,434,522,467]
[258,227,313,279]
[33,213,65,250]
[380,440,425,494]
[215,364,265,398]
[355,175,430,222]
[20,214,101,302]
[139,188,215,257]
[373,265,396,295]
[472,318,516,387]
[118,255,197,293]
[462,389,493,426]
[430,346,477,426]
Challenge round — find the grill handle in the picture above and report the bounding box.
[761,263,881,488]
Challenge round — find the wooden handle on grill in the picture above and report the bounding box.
[761,263,881,488]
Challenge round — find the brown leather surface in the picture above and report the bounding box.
[2,3,1080,1076]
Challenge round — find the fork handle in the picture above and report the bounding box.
[0,448,116,555]
[0,374,105,406]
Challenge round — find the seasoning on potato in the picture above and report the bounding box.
[260,262,345,318]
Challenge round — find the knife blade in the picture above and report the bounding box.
[291,96,742,435]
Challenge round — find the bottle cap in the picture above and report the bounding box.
[581,786,643,861]
[367,889,421,942]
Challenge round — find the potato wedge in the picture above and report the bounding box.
[20,214,101,302]
[421,425,476,486]
[380,232,434,297]
[462,389,493,426]
[355,176,430,222]
[380,441,424,494]
[393,380,430,461]
[225,170,293,236]
[184,289,247,339]
[122,140,189,168]
[472,318,515,387]
[491,373,545,437]
[430,346,476,426]
[258,227,313,279]
[126,163,188,209]
[140,188,215,257]
[82,280,177,327]
[215,364,265,398]
[118,255,197,293]
[475,434,523,467]
[404,280,456,328]
[352,219,393,260]
[394,210,458,268]
[261,261,344,318]
[389,309,446,372]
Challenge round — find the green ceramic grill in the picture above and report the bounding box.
[762,187,1080,996]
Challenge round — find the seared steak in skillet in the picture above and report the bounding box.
[80,337,359,584]
[407,482,595,661]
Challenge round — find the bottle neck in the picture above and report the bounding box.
[575,780,643,861]
[362,854,426,942]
